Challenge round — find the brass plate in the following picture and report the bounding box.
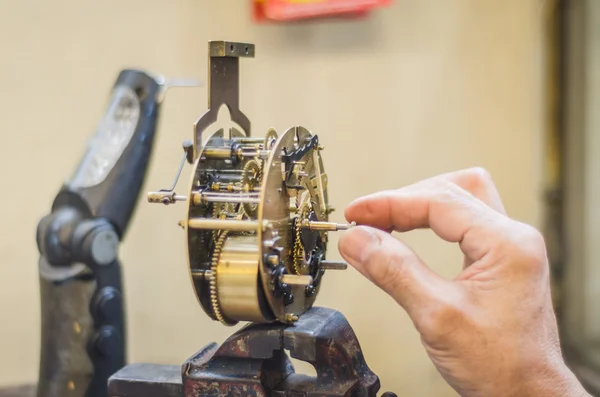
[258,126,328,321]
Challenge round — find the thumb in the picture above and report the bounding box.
[338,226,453,318]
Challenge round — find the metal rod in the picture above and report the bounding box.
[203,147,231,159]
[301,220,355,231]
[210,183,261,193]
[204,168,244,174]
[192,192,261,205]
[233,148,261,159]
[187,218,266,231]
[167,151,188,191]
[232,137,264,144]
[320,261,348,270]
[147,191,187,205]
[280,274,313,286]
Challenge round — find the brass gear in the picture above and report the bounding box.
[211,202,236,242]
[208,230,235,325]
[241,159,263,217]
[293,204,310,274]
[265,128,278,150]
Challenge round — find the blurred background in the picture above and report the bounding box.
[1,0,598,396]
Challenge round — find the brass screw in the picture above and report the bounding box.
[267,255,279,266]
[285,313,299,323]
[67,381,75,391]
[73,322,81,335]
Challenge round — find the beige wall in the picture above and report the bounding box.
[0,1,548,395]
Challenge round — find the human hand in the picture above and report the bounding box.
[338,168,590,397]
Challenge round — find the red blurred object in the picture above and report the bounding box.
[253,0,391,23]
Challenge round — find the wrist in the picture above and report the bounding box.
[516,361,590,397]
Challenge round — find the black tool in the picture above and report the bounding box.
[35,70,163,397]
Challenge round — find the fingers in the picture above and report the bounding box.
[435,167,506,215]
[344,169,512,262]
[345,168,506,230]
[338,225,455,318]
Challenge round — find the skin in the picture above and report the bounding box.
[337,168,590,397]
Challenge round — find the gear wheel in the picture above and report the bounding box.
[293,204,310,274]
[211,202,236,242]
[208,230,235,325]
[241,159,263,217]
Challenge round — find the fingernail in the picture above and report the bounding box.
[339,226,380,263]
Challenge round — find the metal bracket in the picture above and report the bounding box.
[192,41,254,161]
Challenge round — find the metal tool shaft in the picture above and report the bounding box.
[302,220,355,231]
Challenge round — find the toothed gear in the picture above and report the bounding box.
[209,230,235,325]
[211,202,236,242]
[293,204,311,274]
[241,159,263,217]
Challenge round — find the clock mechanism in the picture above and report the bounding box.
[147,41,352,325]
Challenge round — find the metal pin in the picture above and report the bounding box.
[186,218,268,232]
[320,261,348,270]
[301,220,356,232]
[191,269,206,279]
[280,274,313,286]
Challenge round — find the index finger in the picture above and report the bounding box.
[345,167,506,231]
[435,167,506,214]
[345,168,511,262]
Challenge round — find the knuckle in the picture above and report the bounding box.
[432,179,461,201]
[362,198,380,220]
[432,182,467,209]
[465,166,494,190]
[510,222,548,273]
